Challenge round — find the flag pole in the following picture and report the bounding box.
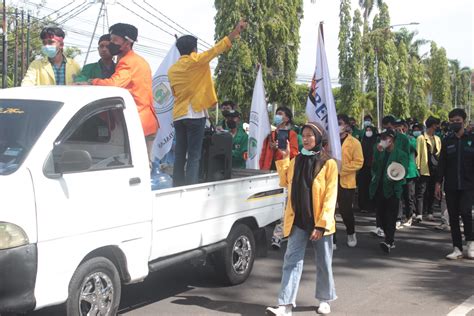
[319,21,324,43]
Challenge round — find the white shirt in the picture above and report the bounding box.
[174,103,208,121]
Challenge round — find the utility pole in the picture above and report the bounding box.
[20,10,24,80]
[2,0,8,88]
[13,8,18,87]
[26,12,30,70]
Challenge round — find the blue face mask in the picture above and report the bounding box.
[301,148,316,156]
[273,114,283,126]
[412,131,422,137]
[42,45,58,58]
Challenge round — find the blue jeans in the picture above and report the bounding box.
[278,226,337,307]
[173,118,206,186]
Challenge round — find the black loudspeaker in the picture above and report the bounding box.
[200,131,232,182]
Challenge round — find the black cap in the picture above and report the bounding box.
[380,128,396,139]
[109,23,138,42]
[223,110,240,118]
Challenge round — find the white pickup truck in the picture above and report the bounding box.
[0,86,285,315]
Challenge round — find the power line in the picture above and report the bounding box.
[57,2,93,25]
[37,0,76,21]
[141,0,213,49]
[116,1,176,38]
[52,1,88,24]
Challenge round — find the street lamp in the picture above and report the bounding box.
[373,22,420,131]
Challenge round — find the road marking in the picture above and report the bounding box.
[448,295,474,316]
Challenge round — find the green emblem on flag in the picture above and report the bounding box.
[249,137,258,159]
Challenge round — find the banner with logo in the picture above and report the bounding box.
[152,44,181,160]
[306,23,342,167]
[246,66,271,169]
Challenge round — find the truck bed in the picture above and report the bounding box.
[148,170,286,261]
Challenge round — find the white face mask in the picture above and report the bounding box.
[363,120,372,127]
[339,125,346,134]
[380,139,391,149]
[365,130,373,138]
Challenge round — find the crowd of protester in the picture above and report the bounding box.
[20,23,473,316]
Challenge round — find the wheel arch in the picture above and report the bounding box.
[80,245,131,283]
[231,217,267,257]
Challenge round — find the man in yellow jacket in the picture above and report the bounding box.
[415,116,441,222]
[335,114,364,248]
[168,19,247,186]
[21,27,80,86]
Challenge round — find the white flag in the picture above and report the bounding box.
[306,23,342,167]
[246,67,271,169]
[152,44,181,160]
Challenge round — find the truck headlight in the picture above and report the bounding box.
[0,222,29,250]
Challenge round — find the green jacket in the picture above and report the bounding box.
[369,145,408,199]
[232,125,248,168]
[352,126,364,142]
[74,60,115,82]
[406,135,419,179]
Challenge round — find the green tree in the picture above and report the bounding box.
[430,42,452,109]
[408,58,427,120]
[346,9,363,118]
[214,0,303,116]
[392,42,409,118]
[365,3,397,116]
[338,0,352,111]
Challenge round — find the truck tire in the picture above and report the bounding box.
[66,257,121,316]
[214,224,256,285]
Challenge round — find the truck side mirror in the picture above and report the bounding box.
[56,150,92,173]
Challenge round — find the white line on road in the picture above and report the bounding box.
[448,295,474,316]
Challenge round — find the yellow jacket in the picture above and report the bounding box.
[276,157,338,237]
[416,132,441,176]
[340,134,364,189]
[168,37,232,120]
[21,57,81,86]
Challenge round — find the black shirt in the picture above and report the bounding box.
[437,132,474,191]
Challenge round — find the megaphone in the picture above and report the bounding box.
[387,162,405,181]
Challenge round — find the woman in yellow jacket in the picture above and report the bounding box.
[266,122,338,316]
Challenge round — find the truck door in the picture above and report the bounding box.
[35,98,150,242]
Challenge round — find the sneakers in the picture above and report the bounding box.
[414,215,423,223]
[347,233,357,247]
[271,236,282,250]
[317,302,331,315]
[427,214,434,221]
[467,241,474,259]
[396,221,403,230]
[403,218,413,227]
[434,223,450,232]
[380,242,393,254]
[371,227,385,238]
[446,247,463,260]
[266,305,292,316]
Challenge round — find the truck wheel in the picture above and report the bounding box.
[66,257,121,316]
[215,224,256,285]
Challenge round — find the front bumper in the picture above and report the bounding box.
[0,243,37,313]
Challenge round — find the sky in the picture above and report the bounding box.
[12,0,474,85]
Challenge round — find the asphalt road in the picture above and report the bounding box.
[29,210,474,316]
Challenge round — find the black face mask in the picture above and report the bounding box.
[107,42,122,56]
[449,122,463,133]
[226,119,237,130]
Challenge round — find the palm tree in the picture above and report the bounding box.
[394,28,429,60]
[358,0,384,24]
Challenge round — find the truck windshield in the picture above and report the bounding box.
[0,100,63,175]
